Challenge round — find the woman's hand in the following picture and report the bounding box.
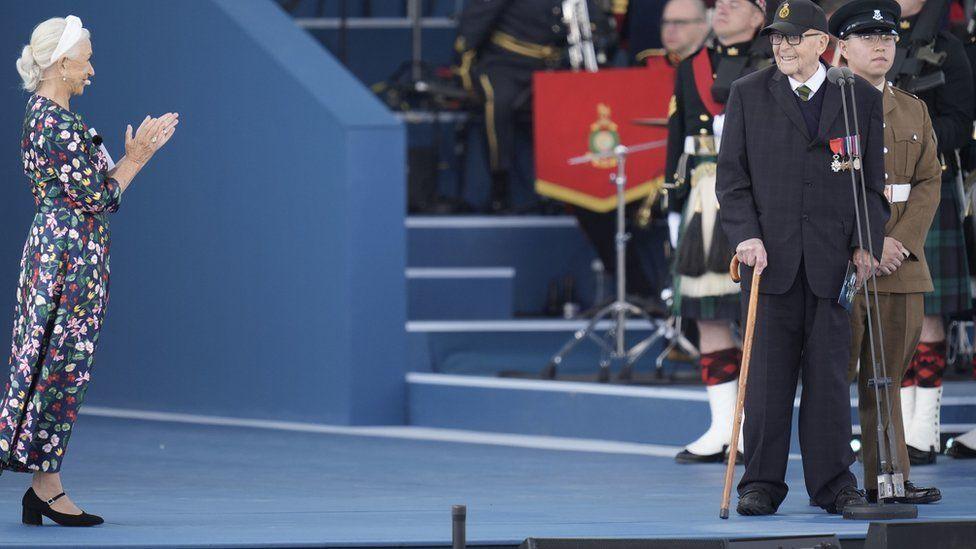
[124,113,180,165]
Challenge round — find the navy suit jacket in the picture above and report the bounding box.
[716,63,889,298]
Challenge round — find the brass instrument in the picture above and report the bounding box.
[562,0,599,72]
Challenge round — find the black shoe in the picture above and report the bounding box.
[22,488,103,527]
[736,489,776,516]
[824,486,867,515]
[675,446,725,464]
[866,481,941,504]
[908,444,937,465]
[947,440,976,459]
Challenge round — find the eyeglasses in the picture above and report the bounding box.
[661,18,706,28]
[852,33,899,45]
[769,32,822,45]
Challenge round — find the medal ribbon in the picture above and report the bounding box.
[829,135,860,156]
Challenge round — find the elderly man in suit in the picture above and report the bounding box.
[716,0,889,515]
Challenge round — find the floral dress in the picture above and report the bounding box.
[0,95,121,473]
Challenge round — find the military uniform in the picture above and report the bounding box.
[892,14,974,317]
[831,0,944,505]
[849,82,943,500]
[666,37,773,322]
[455,0,611,211]
[666,0,773,465]
[889,7,975,463]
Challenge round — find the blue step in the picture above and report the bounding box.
[407,216,599,316]
[406,373,976,448]
[406,318,666,375]
[407,267,515,320]
[407,215,672,316]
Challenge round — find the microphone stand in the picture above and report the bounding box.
[830,67,917,520]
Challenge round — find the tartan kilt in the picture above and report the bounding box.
[923,181,972,316]
[674,291,741,320]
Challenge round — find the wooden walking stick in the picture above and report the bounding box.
[720,255,761,519]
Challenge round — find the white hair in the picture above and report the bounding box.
[15,17,90,92]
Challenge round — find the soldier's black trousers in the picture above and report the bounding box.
[475,59,535,175]
[737,262,857,509]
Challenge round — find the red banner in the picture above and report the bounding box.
[533,62,674,212]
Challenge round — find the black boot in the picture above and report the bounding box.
[947,440,976,459]
[908,444,937,465]
[22,488,103,527]
[866,481,941,504]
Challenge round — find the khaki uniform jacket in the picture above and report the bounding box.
[873,83,942,294]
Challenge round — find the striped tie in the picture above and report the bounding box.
[796,84,812,101]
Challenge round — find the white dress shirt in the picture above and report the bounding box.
[788,63,827,98]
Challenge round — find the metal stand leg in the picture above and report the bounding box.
[543,143,696,381]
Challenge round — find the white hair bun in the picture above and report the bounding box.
[16,45,41,92]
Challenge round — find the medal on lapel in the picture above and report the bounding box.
[829,135,861,172]
[845,134,862,170]
[829,138,849,172]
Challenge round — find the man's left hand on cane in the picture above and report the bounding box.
[853,248,879,288]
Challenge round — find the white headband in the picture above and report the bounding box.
[48,15,84,66]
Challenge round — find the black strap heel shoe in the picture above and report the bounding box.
[22,488,104,526]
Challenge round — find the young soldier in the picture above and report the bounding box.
[829,0,942,504]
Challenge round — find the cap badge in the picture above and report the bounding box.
[779,3,790,19]
[873,10,883,21]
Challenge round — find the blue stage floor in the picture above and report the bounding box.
[0,413,973,547]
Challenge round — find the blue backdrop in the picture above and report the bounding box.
[0,0,407,424]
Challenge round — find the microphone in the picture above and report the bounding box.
[92,135,103,146]
[827,66,849,86]
[840,66,856,85]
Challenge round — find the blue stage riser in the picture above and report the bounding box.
[406,322,667,374]
[408,375,976,448]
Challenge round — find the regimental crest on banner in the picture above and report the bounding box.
[588,103,620,169]
[534,65,671,212]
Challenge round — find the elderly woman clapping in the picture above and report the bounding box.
[1,15,178,526]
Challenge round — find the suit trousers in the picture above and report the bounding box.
[737,262,857,508]
[847,291,922,489]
